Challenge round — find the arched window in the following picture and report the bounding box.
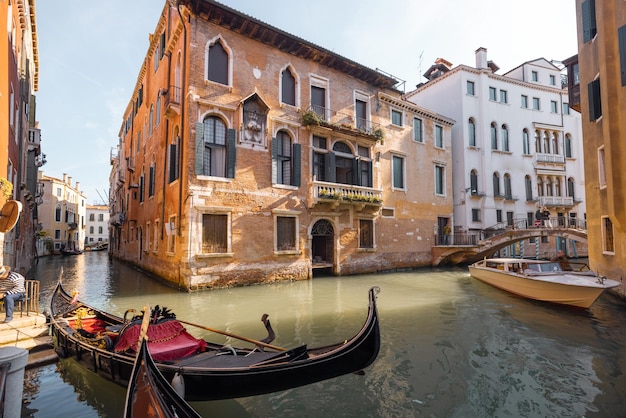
[333,141,356,185]
[535,130,541,153]
[273,130,293,185]
[207,41,229,85]
[504,174,512,199]
[543,131,550,154]
[568,177,575,198]
[168,127,180,183]
[470,170,478,194]
[491,122,498,150]
[555,177,562,196]
[537,176,544,197]
[525,175,533,201]
[501,125,509,151]
[523,129,530,154]
[468,118,476,147]
[198,116,227,177]
[149,104,154,136]
[493,172,500,196]
[156,96,161,127]
[281,68,296,106]
[565,134,572,158]
[55,204,62,222]
[552,132,559,154]
[546,178,554,196]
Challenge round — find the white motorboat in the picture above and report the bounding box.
[468,258,620,308]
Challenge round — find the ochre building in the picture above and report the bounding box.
[109,0,454,290]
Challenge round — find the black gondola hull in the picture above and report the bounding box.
[50,282,381,401]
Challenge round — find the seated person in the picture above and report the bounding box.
[551,251,572,271]
[0,266,26,323]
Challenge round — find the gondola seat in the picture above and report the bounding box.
[114,319,207,361]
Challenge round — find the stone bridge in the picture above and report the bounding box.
[432,225,588,266]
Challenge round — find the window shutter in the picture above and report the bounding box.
[160,33,166,59]
[292,143,301,187]
[195,122,204,175]
[582,0,597,43]
[366,161,373,188]
[271,137,279,184]
[325,152,336,183]
[353,159,360,186]
[226,129,237,179]
[588,79,602,121]
[169,143,177,183]
[619,25,626,86]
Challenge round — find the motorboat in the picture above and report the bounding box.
[468,258,620,308]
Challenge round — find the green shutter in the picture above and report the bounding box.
[325,152,336,183]
[226,129,237,178]
[582,0,597,43]
[271,137,279,184]
[366,161,373,188]
[195,122,204,175]
[353,159,360,186]
[292,143,301,187]
[619,25,626,86]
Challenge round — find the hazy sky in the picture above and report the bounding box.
[35,0,578,205]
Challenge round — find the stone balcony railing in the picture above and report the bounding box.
[537,196,574,207]
[533,153,566,169]
[312,181,382,209]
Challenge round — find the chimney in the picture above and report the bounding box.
[76,182,80,192]
[63,173,68,184]
[475,47,488,69]
[68,177,72,187]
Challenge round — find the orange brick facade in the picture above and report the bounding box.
[110,1,454,290]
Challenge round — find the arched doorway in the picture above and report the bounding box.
[311,219,334,271]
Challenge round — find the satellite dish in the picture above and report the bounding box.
[0,200,22,233]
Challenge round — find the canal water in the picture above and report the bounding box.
[21,252,626,417]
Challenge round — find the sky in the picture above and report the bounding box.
[35,0,578,205]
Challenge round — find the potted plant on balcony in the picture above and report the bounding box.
[301,109,323,127]
[0,177,13,201]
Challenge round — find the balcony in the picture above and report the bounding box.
[312,181,382,210]
[28,128,41,151]
[163,85,181,119]
[533,153,565,170]
[302,107,384,142]
[537,196,574,208]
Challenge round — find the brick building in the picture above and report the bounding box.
[109,0,454,290]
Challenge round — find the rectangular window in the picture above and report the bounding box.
[532,97,540,110]
[435,125,443,148]
[619,25,626,86]
[496,209,502,223]
[98,214,104,221]
[562,103,570,115]
[435,165,445,195]
[276,216,296,251]
[392,155,405,189]
[466,81,475,95]
[391,109,403,126]
[281,69,296,106]
[168,142,179,183]
[550,75,556,85]
[359,219,374,249]
[531,71,538,81]
[602,216,614,253]
[472,208,481,222]
[499,90,508,103]
[582,0,597,43]
[413,118,423,142]
[202,214,228,253]
[489,87,497,101]
[148,165,155,197]
[355,98,367,130]
[55,229,61,239]
[588,78,602,121]
[598,146,607,188]
[311,85,326,119]
[521,95,528,108]
[167,216,176,253]
[551,100,558,113]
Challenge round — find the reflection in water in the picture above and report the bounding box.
[22,253,626,417]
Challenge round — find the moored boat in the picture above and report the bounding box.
[60,248,84,256]
[468,258,620,308]
[124,311,201,418]
[49,277,381,401]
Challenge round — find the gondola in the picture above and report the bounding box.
[60,247,84,256]
[50,277,381,401]
[124,310,201,418]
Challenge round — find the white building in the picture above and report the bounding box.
[37,172,87,252]
[85,204,109,247]
[406,48,586,257]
